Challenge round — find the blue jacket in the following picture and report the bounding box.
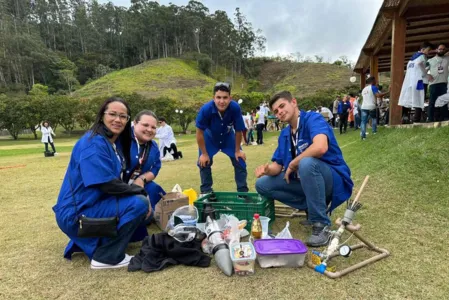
[196,100,246,166]
[271,110,353,212]
[338,101,351,114]
[53,132,148,260]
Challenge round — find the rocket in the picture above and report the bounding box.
[204,216,233,276]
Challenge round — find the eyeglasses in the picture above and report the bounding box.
[104,111,130,122]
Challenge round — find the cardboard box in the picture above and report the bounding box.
[154,192,189,230]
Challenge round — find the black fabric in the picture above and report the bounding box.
[45,139,56,153]
[163,143,179,159]
[98,179,148,197]
[128,233,211,272]
[290,132,297,160]
[339,113,348,134]
[256,123,264,144]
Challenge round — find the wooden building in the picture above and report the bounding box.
[354,0,449,125]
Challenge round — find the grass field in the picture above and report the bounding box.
[1,126,448,299]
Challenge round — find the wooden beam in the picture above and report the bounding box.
[363,48,374,56]
[390,11,406,126]
[377,42,422,55]
[404,4,449,18]
[382,7,397,19]
[407,20,449,31]
[398,0,411,16]
[406,25,449,37]
[370,56,379,81]
[406,13,449,23]
[406,32,449,43]
[379,51,415,59]
[359,69,366,90]
[373,22,393,55]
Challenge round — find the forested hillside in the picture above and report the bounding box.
[0,0,264,94]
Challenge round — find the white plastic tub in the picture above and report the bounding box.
[230,242,256,275]
[253,239,308,268]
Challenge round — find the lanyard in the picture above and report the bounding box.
[290,115,300,155]
[135,137,149,166]
[111,143,125,178]
[128,139,150,184]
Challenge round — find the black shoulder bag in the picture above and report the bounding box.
[69,173,119,238]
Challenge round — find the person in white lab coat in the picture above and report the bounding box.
[155,117,182,160]
[398,42,433,122]
[40,121,58,154]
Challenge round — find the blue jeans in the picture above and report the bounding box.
[200,157,248,193]
[255,157,333,225]
[354,113,361,129]
[361,109,377,139]
[247,129,254,144]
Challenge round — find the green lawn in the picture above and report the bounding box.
[0,126,448,299]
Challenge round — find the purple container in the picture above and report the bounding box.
[253,239,308,268]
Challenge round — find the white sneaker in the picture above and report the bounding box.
[90,254,133,270]
[54,152,59,155]
[251,142,258,146]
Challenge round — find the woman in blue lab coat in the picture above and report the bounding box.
[53,97,150,270]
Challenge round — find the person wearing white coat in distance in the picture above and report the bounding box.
[155,117,182,160]
[41,121,58,155]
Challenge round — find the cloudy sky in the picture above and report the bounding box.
[99,0,384,63]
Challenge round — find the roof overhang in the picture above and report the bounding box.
[354,0,449,73]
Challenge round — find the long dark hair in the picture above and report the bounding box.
[90,97,132,166]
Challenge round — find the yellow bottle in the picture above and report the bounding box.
[251,213,262,239]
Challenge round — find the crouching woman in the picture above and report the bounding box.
[53,97,150,270]
[125,110,165,223]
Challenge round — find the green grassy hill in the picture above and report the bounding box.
[74,58,247,102]
[74,57,391,101]
[258,61,390,97]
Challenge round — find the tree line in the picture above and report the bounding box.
[0,0,265,94]
[0,82,361,140]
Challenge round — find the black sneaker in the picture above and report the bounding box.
[306,222,331,247]
[178,151,183,158]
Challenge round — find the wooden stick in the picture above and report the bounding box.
[351,175,370,205]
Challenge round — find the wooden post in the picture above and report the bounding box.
[370,56,379,82]
[389,11,406,125]
[360,69,366,90]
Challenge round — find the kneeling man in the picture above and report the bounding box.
[255,91,353,247]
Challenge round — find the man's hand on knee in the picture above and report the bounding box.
[198,153,210,168]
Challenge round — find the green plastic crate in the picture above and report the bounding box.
[194,192,275,231]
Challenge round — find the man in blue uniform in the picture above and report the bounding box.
[255,91,353,247]
[196,82,248,194]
